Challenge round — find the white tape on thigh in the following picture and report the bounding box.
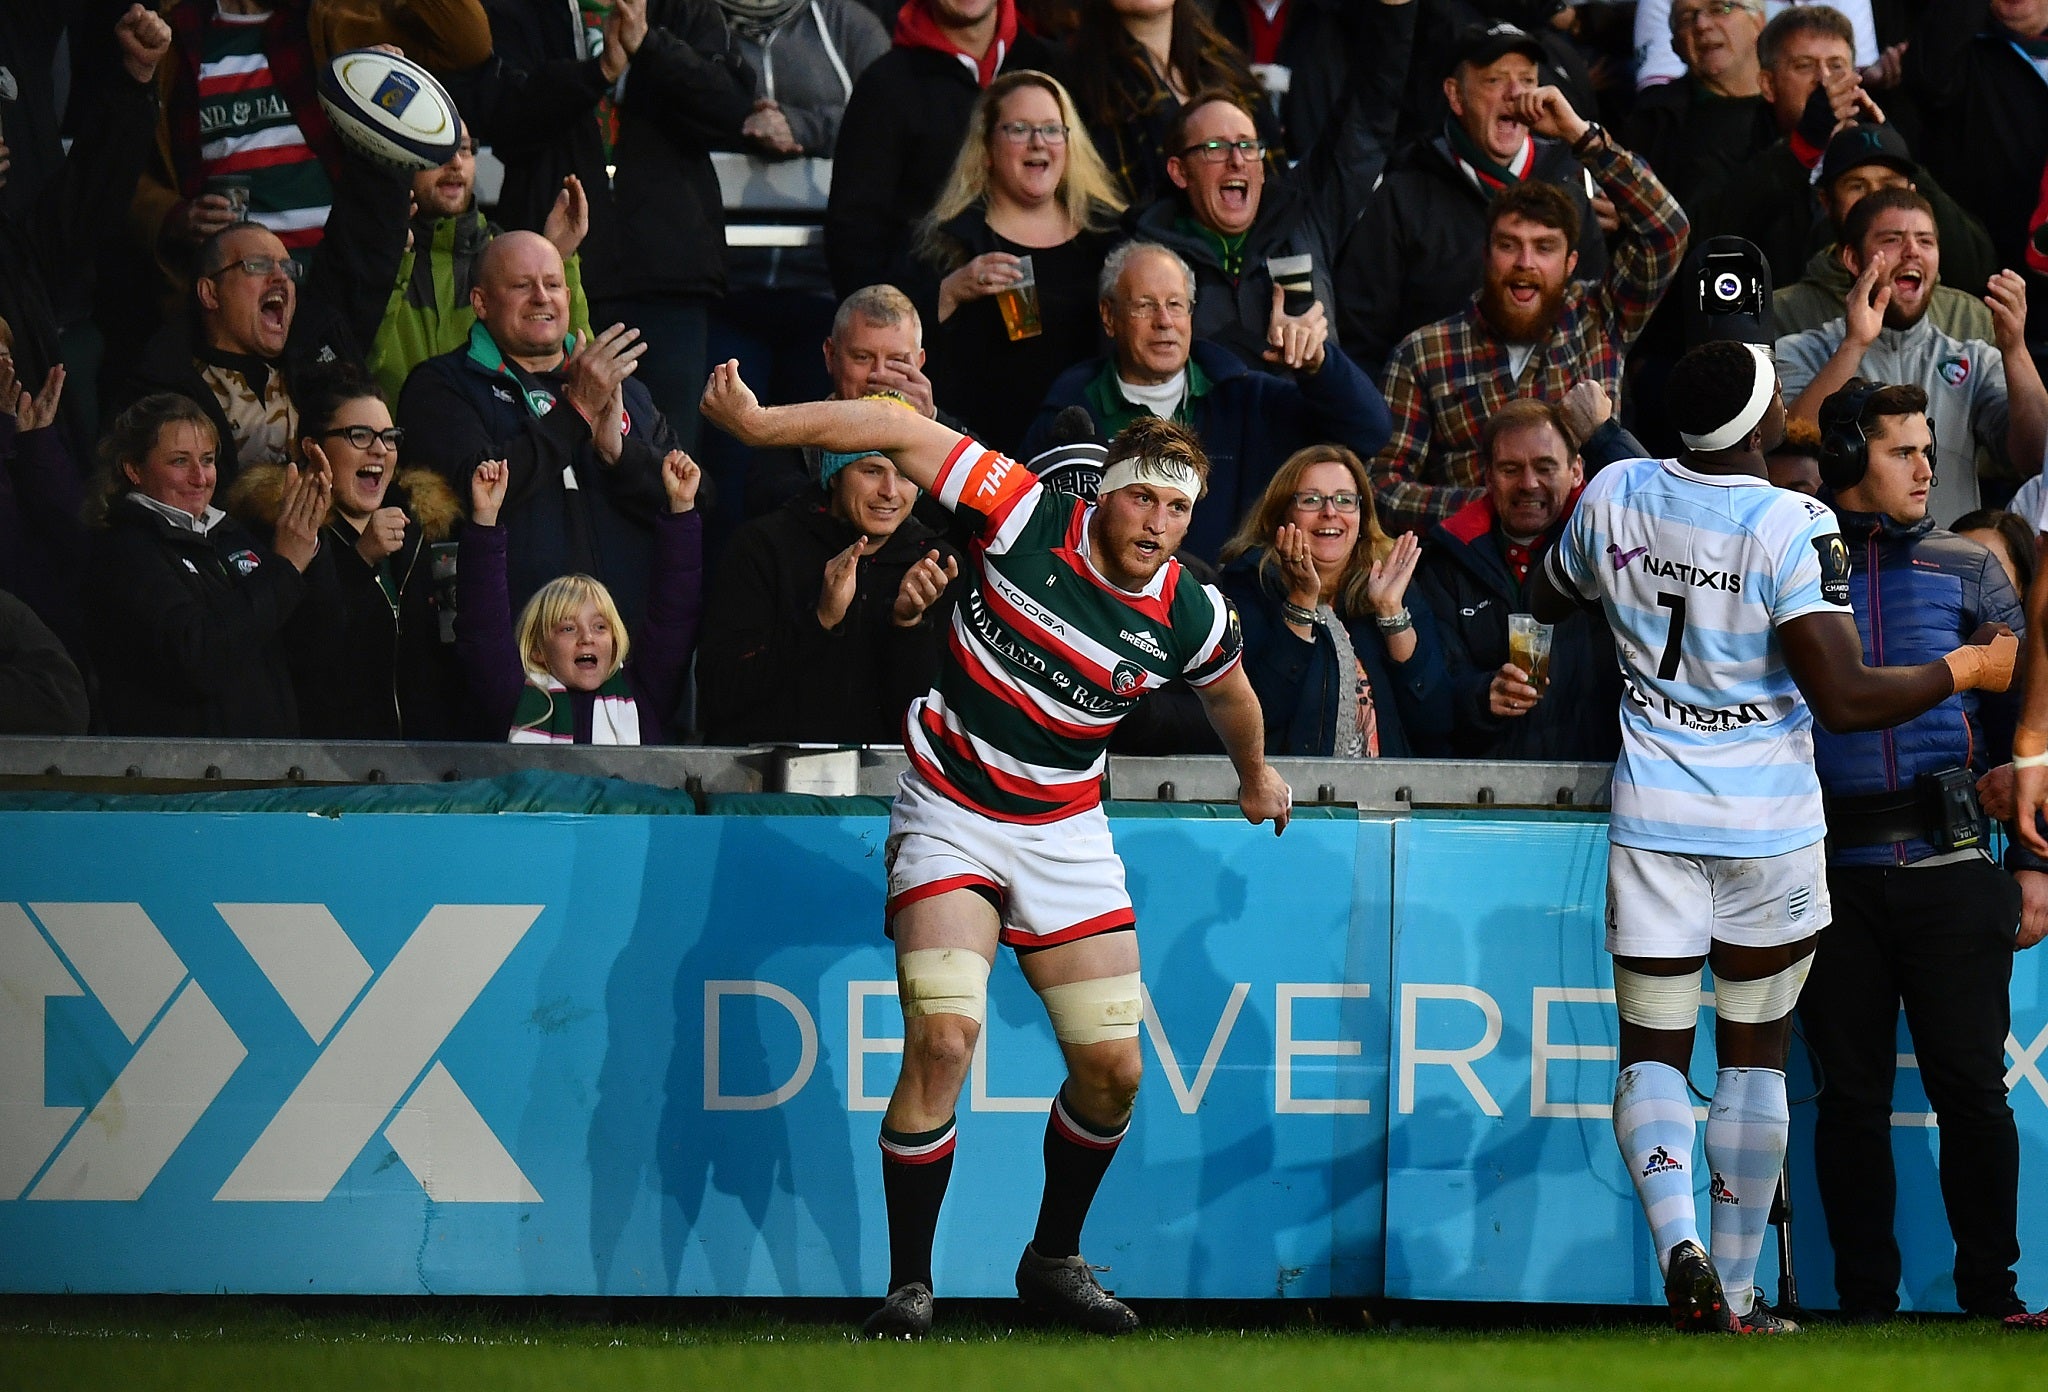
[1611,964,1702,1030]
[897,948,991,1025]
[1712,956,1813,1024]
[1038,972,1143,1044]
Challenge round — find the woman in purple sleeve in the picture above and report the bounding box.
[457,450,703,744]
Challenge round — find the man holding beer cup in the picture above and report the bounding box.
[1414,397,1622,760]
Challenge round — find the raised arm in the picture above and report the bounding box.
[1779,608,2012,733]
[699,360,968,496]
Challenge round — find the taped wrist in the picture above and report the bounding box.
[1942,631,2018,693]
[2015,725,2048,760]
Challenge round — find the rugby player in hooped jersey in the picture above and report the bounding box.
[702,360,1291,1340]
[1530,341,2018,1335]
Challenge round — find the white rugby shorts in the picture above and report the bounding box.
[885,770,1135,947]
[1605,840,1830,957]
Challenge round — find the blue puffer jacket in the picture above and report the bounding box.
[1813,506,2024,867]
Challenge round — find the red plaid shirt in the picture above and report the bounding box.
[1370,142,1688,534]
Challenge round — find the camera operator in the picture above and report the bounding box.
[1800,378,2044,1326]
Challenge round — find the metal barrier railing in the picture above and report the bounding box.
[0,737,1613,810]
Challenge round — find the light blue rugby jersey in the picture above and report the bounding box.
[1544,457,1851,857]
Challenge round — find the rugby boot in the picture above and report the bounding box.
[1730,1293,1799,1334]
[861,1281,934,1339]
[1015,1245,1140,1334]
[1663,1239,1738,1333]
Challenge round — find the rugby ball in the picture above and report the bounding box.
[318,49,462,174]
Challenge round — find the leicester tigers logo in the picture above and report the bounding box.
[1111,661,1144,697]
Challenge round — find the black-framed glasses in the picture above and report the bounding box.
[1180,138,1267,164]
[321,425,405,450]
[208,255,304,282]
[996,120,1068,144]
[1290,490,1362,513]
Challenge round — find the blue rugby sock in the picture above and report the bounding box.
[1705,1067,1788,1317]
[1614,1061,1702,1273]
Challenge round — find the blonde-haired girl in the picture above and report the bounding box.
[457,454,703,743]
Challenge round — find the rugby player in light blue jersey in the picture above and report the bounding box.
[1530,340,2018,1334]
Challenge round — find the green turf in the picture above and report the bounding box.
[2,1302,2041,1392]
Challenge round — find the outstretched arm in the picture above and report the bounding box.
[700,360,967,497]
[1779,609,2012,733]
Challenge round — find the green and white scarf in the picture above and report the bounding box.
[509,670,641,744]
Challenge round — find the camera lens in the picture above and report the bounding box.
[1713,272,1742,303]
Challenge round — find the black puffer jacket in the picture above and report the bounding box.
[225,463,472,741]
[458,0,754,301]
[697,490,963,745]
[1413,493,1619,762]
[1335,129,1607,378]
[85,493,341,737]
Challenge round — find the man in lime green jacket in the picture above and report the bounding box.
[369,122,592,403]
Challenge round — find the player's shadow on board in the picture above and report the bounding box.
[580,816,878,1295]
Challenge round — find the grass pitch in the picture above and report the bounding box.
[3,1298,2041,1392]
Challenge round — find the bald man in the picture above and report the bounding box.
[398,230,681,633]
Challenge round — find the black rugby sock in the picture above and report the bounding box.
[879,1118,957,1291]
[1030,1090,1130,1260]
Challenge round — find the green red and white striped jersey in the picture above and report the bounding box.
[906,438,1243,823]
[199,11,333,254]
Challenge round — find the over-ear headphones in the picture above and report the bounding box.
[1817,377,1883,490]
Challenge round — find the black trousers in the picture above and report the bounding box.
[1798,858,2022,1315]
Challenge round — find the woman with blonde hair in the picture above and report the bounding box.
[1219,444,1451,756]
[903,69,1124,455]
[457,452,704,744]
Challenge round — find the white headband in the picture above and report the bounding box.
[1679,344,1777,452]
[1096,455,1201,503]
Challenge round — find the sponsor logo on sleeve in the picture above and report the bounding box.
[1812,534,1851,607]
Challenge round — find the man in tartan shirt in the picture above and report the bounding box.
[1370,85,1689,534]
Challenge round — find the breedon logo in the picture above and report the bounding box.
[1,902,541,1204]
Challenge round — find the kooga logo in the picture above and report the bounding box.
[1,902,542,1204]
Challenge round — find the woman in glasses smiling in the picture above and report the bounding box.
[907,71,1125,456]
[224,364,468,740]
[1218,444,1451,758]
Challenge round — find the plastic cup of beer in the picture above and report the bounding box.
[997,255,1042,341]
[206,174,253,221]
[1508,613,1552,694]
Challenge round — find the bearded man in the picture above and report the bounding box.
[1370,86,1689,533]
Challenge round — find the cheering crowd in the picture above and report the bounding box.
[0,0,2041,762]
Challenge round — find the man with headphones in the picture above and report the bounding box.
[1799,377,2045,1325]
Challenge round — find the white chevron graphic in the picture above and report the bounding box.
[18,903,246,1201]
[214,903,542,1202]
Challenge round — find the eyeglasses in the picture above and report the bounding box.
[1671,0,1752,27]
[208,255,304,282]
[1290,490,1363,513]
[1179,138,1267,164]
[320,425,406,450]
[1120,296,1192,320]
[996,120,1068,144]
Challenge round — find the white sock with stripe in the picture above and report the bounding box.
[1613,1061,1701,1274]
[1705,1066,1788,1317]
